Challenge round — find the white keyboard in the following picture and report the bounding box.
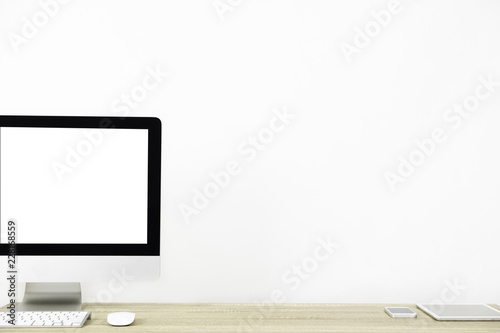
[0,311,91,328]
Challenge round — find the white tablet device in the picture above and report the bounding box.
[417,304,500,321]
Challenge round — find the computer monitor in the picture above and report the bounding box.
[0,116,161,311]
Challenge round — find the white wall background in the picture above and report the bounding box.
[1,0,500,304]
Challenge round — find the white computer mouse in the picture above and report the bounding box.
[107,312,136,326]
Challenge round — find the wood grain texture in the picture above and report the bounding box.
[2,303,500,332]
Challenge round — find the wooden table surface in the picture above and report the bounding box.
[3,303,500,332]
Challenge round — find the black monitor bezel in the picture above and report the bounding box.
[0,116,161,256]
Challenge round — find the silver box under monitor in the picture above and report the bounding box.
[417,303,500,321]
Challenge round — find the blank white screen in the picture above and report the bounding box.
[0,127,148,244]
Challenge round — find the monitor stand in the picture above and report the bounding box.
[18,282,82,311]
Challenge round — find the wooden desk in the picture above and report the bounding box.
[3,303,500,332]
